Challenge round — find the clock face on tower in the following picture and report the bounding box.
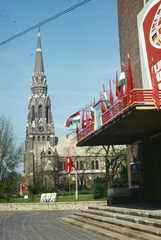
[38,126,44,132]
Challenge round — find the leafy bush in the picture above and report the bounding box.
[111,165,128,188]
[91,176,107,199]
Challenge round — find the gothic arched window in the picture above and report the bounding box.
[91,160,94,169]
[46,106,49,123]
[38,105,42,119]
[96,160,99,169]
[31,105,35,121]
[42,136,45,141]
[47,136,50,141]
[33,136,35,142]
[37,136,40,142]
[76,161,79,170]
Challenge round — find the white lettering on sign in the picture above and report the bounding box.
[154,60,161,89]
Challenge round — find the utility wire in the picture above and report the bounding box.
[0,0,90,46]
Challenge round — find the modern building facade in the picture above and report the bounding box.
[76,0,161,203]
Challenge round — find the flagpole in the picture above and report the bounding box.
[75,160,78,200]
[68,173,71,195]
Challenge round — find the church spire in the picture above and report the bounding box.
[34,30,44,73]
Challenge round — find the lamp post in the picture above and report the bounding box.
[75,159,78,200]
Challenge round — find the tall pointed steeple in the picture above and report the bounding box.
[34,31,44,73]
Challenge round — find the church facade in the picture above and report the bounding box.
[24,32,106,190]
[24,31,59,188]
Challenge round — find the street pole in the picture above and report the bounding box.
[75,160,78,200]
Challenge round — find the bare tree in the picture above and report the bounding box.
[85,145,126,187]
[0,116,24,181]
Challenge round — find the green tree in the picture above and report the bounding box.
[86,145,127,188]
[0,116,24,180]
[0,172,22,201]
[92,176,107,199]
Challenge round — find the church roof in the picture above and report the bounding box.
[34,31,44,73]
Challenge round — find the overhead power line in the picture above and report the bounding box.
[0,0,90,46]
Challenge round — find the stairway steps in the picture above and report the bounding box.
[61,205,161,239]
[74,211,161,237]
[89,206,161,220]
[81,209,161,229]
[61,216,133,240]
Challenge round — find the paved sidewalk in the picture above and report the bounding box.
[0,210,109,240]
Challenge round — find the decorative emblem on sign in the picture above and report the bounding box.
[150,4,161,48]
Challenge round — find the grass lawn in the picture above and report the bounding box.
[0,194,106,203]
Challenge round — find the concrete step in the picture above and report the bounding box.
[74,211,161,237]
[89,205,161,220]
[61,215,161,240]
[61,205,161,240]
[81,208,161,229]
[61,216,133,240]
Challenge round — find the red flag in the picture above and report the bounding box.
[100,92,106,113]
[116,69,121,101]
[90,101,95,123]
[126,55,135,105]
[151,63,160,110]
[109,79,114,106]
[82,109,84,129]
[65,156,76,173]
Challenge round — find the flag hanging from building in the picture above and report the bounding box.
[151,63,160,110]
[64,111,80,127]
[109,79,114,106]
[100,92,106,113]
[115,69,121,101]
[65,156,76,173]
[118,63,126,100]
[90,101,95,123]
[81,108,85,129]
[126,55,135,105]
[102,82,109,108]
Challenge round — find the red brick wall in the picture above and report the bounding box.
[117,0,144,88]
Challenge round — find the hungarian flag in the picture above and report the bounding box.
[109,79,114,106]
[151,63,160,110]
[64,111,80,127]
[126,55,135,105]
[116,69,121,100]
[118,63,126,100]
[102,82,109,108]
[65,156,76,173]
[100,92,106,113]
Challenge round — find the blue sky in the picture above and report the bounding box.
[0,0,120,144]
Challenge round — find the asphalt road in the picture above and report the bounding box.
[0,210,108,240]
